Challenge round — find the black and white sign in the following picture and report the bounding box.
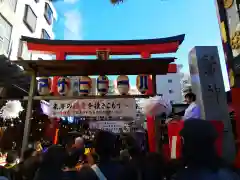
[89,121,129,133]
[49,98,136,118]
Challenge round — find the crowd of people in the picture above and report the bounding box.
[0,118,238,180]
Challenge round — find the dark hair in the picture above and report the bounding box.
[144,152,165,180]
[23,148,35,161]
[78,166,99,180]
[40,145,67,170]
[91,153,99,163]
[6,151,17,164]
[124,135,141,157]
[94,131,116,159]
[184,92,196,101]
[82,123,89,130]
[65,153,79,168]
[180,119,222,171]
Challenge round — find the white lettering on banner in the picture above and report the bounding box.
[49,98,136,118]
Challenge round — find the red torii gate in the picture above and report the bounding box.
[21,34,185,152]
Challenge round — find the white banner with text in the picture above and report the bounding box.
[49,98,136,118]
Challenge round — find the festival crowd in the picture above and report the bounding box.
[0,119,239,180]
[0,93,239,180]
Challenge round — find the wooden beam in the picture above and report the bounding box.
[13,58,175,76]
[152,75,157,95]
[23,94,153,101]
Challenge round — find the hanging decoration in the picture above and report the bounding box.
[140,96,172,117]
[0,100,24,120]
[79,76,92,95]
[57,77,70,96]
[37,77,51,95]
[136,74,149,94]
[97,75,109,96]
[117,75,129,95]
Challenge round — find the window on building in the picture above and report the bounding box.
[5,0,18,12]
[168,79,172,83]
[41,29,50,39]
[169,89,173,94]
[23,5,37,32]
[44,3,53,25]
[0,14,12,55]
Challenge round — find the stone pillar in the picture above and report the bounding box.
[188,46,235,163]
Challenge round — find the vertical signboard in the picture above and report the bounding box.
[189,46,236,163]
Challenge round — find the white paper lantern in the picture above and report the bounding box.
[37,77,51,96]
[136,75,149,94]
[117,75,129,95]
[97,75,109,96]
[79,76,92,95]
[57,77,70,96]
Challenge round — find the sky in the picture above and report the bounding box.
[53,0,230,91]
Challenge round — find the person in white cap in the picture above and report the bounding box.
[74,137,84,149]
[70,137,85,162]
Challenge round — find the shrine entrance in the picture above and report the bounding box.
[18,34,185,153]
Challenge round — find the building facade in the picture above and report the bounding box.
[156,65,183,104]
[0,0,57,60]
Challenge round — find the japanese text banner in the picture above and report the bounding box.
[49,98,136,118]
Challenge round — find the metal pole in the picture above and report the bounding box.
[21,72,36,158]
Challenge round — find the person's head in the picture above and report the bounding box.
[75,137,84,149]
[22,148,35,161]
[120,149,130,163]
[184,92,196,104]
[87,152,98,166]
[40,145,67,170]
[125,135,141,158]
[144,152,165,180]
[94,130,117,160]
[6,151,18,164]
[78,165,99,180]
[82,123,89,131]
[65,153,79,168]
[180,119,219,167]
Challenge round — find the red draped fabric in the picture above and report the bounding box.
[167,120,224,159]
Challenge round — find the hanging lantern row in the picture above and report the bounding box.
[37,75,150,96]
